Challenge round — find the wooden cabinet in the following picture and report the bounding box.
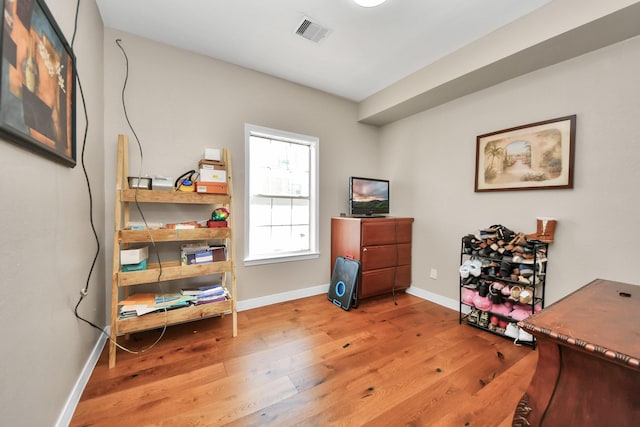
[109,135,237,368]
[331,217,414,300]
[514,278,640,426]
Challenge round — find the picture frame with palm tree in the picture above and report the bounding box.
[475,115,576,192]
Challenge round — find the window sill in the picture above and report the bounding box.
[243,252,320,266]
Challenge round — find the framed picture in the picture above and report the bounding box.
[475,115,576,192]
[0,0,76,167]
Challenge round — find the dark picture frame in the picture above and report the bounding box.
[0,0,76,167]
[475,115,576,192]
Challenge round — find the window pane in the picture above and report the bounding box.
[292,199,309,224]
[250,196,272,226]
[272,198,292,226]
[271,225,291,252]
[250,225,272,255]
[291,225,310,251]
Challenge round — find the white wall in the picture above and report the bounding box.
[382,35,640,304]
[102,29,381,304]
[0,0,105,425]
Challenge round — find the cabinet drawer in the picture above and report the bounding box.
[361,245,397,270]
[361,221,398,246]
[397,243,411,266]
[360,268,397,298]
[396,220,413,244]
[394,264,411,288]
[360,266,411,298]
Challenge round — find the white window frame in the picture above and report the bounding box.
[244,123,319,266]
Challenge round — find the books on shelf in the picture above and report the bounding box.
[180,284,229,305]
[180,242,226,266]
[118,288,228,319]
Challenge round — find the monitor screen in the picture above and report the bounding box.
[349,177,389,216]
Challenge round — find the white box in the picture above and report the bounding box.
[204,148,221,161]
[199,168,227,183]
[120,246,149,265]
[152,176,174,191]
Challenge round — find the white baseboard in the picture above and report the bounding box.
[406,285,459,311]
[237,284,330,311]
[56,327,109,427]
[236,284,458,312]
[59,284,455,425]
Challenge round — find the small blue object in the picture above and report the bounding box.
[335,280,346,297]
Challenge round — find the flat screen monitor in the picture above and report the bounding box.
[349,176,389,217]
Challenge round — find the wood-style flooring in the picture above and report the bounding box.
[71,293,537,426]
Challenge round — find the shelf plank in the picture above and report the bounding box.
[119,227,230,243]
[121,189,230,204]
[118,261,233,286]
[116,300,233,335]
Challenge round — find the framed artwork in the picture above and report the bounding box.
[475,115,576,192]
[0,0,76,167]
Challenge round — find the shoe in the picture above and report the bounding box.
[518,287,533,304]
[459,260,472,278]
[468,259,483,277]
[517,328,534,343]
[509,286,522,301]
[518,276,531,285]
[520,264,534,277]
[478,281,490,297]
[505,323,519,338]
[479,311,490,327]
[512,245,525,254]
[468,308,480,324]
[527,217,557,244]
[501,284,511,296]
[509,233,528,246]
[499,262,511,278]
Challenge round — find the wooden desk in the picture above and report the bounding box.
[513,278,640,426]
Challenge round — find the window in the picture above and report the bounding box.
[244,124,319,265]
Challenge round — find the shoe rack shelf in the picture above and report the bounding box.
[458,227,549,348]
[109,134,237,368]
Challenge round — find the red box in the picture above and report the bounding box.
[207,220,228,228]
[196,181,228,194]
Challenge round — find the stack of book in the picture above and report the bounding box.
[180,284,228,305]
[119,292,195,318]
[180,242,226,266]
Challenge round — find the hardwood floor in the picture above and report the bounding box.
[72,293,537,426]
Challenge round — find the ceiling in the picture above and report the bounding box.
[95,0,551,102]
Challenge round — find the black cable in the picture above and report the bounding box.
[115,39,163,280]
[69,6,166,356]
[114,38,168,353]
[71,0,104,334]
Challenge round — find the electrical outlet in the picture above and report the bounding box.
[430,268,438,279]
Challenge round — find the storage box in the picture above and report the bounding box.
[199,168,227,183]
[128,177,151,190]
[210,246,226,261]
[198,159,225,170]
[207,220,228,228]
[196,181,228,194]
[204,148,221,161]
[122,259,147,272]
[151,176,174,191]
[180,246,226,265]
[120,247,149,265]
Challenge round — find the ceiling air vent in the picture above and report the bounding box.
[295,17,330,43]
